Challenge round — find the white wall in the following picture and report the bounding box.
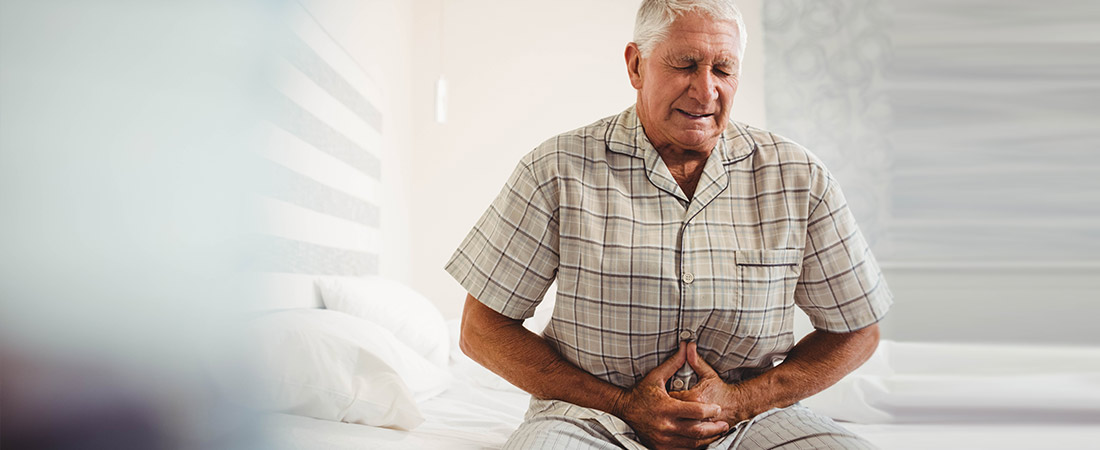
[250,0,763,319]
[280,0,820,339]
[410,0,767,319]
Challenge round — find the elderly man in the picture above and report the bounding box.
[445,1,892,448]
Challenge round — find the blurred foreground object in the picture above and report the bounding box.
[0,0,293,447]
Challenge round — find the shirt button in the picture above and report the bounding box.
[681,272,695,284]
[679,330,693,340]
[671,379,685,390]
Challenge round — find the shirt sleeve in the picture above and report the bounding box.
[793,173,893,332]
[444,158,560,320]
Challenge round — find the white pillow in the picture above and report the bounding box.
[249,309,450,430]
[317,277,450,369]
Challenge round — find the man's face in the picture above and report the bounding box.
[627,11,741,153]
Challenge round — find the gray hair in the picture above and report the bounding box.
[633,0,747,58]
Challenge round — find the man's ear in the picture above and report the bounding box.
[625,42,644,90]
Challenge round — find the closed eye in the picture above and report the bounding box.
[713,64,736,77]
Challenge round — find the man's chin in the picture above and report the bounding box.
[672,133,722,153]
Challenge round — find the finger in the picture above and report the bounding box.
[675,418,730,439]
[659,421,730,449]
[685,342,720,379]
[667,390,703,405]
[646,341,688,384]
[664,398,722,421]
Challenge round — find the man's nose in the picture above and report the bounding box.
[688,70,719,104]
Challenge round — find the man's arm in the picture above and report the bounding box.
[671,324,879,424]
[460,294,730,449]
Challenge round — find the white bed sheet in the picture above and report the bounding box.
[264,393,1100,450]
[262,325,1100,449]
[263,374,528,449]
[263,393,1100,450]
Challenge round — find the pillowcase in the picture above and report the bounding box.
[316,277,450,369]
[248,309,450,430]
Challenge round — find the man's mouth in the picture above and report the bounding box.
[678,109,713,119]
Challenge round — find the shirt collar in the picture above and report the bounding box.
[604,104,757,164]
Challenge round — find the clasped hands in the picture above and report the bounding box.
[611,341,747,450]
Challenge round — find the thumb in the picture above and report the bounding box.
[646,341,688,384]
[686,342,720,379]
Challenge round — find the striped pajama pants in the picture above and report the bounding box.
[503,398,876,450]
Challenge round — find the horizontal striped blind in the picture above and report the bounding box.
[763,0,1100,266]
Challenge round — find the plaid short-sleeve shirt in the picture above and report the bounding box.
[445,106,892,389]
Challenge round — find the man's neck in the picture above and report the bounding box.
[654,144,710,200]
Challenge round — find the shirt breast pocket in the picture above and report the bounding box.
[734,249,802,337]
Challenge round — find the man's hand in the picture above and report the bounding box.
[671,326,882,425]
[669,342,752,424]
[612,342,730,450]
[463,293,878,448]
[462,295,726,449]
[463,297,729,449]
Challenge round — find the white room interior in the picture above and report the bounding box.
[299,0,1099,346]
[4,0,1098,448]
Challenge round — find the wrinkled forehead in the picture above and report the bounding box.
[660,13,742,61]
[665,49,740,66]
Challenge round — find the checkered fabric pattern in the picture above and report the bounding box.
[501,399,875,449]
[445,105,892,390]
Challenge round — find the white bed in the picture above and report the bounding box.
[247,278,1100,449]
[263,411,1100,450]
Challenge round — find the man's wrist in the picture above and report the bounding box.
[607,386,630,419]
[726,372,799,423]
[721,381,756,423]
